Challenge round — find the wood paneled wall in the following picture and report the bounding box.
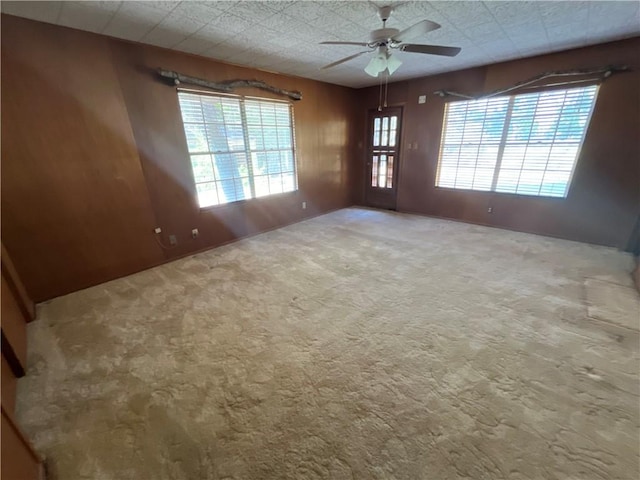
[1,15,358,301]
[356,38,640,250]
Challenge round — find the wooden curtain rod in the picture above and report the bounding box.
[157,68,303,101]
[433,65,629,100]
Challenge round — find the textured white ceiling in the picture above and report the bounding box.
[3,1,639,88]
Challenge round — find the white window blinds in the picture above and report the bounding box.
[437,97,510,191]
[244,99,297,198]
[436,85,598,198]
[178,92,297,208]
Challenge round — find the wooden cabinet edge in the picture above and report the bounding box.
[1,404,45,479]
[1,243,36,322]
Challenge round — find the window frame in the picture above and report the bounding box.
[177,88,299,210]
[435,83,600,199]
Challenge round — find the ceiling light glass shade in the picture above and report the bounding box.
[365,52,387,77]
[386,53,402,75]
[364,48,403,77]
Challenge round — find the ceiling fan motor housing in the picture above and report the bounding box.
[369,27,400,44]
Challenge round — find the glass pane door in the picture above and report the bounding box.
[371,113,399,189]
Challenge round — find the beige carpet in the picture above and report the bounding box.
[17,208,640,479]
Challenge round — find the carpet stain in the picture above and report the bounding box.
[17,208,640,479]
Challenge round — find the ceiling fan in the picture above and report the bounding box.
[320,4,461,77]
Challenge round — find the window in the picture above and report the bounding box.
[436,85,598,198]
[178,91,297,208]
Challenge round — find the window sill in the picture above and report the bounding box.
[198,189,300,212]
[434,186,568,200]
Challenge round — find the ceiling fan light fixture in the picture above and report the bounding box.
[386,52,402,75]
[365,51,387,77]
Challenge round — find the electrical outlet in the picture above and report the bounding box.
[191,228,199,239]
[418,95,426,104]
[154,227,162,234]
[487,207,493,213]
[169,235,177,245]
[302,201,307,210]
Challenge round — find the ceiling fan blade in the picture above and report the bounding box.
[400,44,461,57]
[320,41,370,47]
[392,19,440,42]
[321,51,370,70]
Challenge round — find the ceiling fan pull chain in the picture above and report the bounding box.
[378,73,384,111]
[384,72,389,108]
